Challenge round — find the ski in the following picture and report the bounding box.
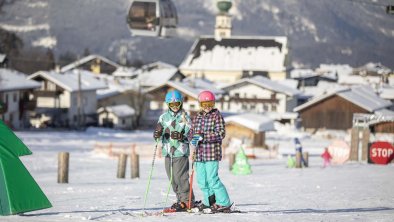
[118,210,165,217]
[188,202,244,214]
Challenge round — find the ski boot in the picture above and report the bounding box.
[163,202,188,213]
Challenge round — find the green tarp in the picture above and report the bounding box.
[0,120,52,216]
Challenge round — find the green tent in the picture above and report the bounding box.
[231,147,252,175]
[0,120,52,216]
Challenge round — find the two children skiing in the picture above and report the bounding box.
[153,90,231,213]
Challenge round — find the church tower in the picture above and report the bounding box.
[215,0,232,39]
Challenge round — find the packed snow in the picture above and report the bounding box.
[3,127,394,222]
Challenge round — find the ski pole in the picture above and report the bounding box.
[142,139,159,211]
[164,152,173,208]
[188,151,195,210]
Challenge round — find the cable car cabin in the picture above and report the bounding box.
[127,0,178,37]
[387,5,394,14]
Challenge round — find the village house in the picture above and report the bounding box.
[224,113,275,148]
[290,68,338,88]
[27,70,107,128]
[96,77,148,127]
[0,68,41,129]
[179,2,290,84]
[220,76,302,124]
[135,61,185,89]
[352,62,392,83]
[294,85,393,130]
[179,36,290,84]
[60,54,121,75]
[353,111,394,134]
[97,104,136,130]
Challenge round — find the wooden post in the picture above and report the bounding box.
[109,142,113,157]
[350,127,359,161]
[229,153,235,171]
[302,152,309,167]
[361,127,370,161]
[131,153,140,179]
[58,152,69,183]
[295,151,302,168]
[117,154,127,179]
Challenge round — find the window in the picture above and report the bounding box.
[263,103,268,111]
[13,93,17,102]
[122,119,126,125]
[234,93,240,98]
[272,104,277,112]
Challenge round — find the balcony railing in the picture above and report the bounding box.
[34,90,62,97]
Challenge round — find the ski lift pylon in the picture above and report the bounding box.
[127,0,178,37]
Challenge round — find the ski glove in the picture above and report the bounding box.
[170,131,184,141]
[153,125,163,139]
[190,134,203,147]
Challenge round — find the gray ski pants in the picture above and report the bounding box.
[165,156,195,204]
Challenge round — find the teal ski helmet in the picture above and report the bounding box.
[165,90,183,105]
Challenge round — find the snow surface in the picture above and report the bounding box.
[3,128,394,222]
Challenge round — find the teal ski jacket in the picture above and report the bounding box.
[156,109,191,157]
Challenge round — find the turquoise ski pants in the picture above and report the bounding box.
[195,161,231,207]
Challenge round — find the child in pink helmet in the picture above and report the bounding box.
[188,90,232,212]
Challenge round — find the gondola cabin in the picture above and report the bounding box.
[127,0,178,37]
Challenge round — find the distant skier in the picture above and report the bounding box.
[153,90,195,212]
[189,90,232,212]
[321,147,332,168]
[294,137,307,167]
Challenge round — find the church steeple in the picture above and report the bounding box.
[215,0,232,40]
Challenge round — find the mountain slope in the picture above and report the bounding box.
[0,0,393,68]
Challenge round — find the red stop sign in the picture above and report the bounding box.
[369,141,394,165]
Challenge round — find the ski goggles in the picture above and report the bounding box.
[200,101,215,109]
[168,102,182,109]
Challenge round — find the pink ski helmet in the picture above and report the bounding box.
[198,90,215,102]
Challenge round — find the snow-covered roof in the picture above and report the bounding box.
[97,79,138,100]
[221,76,301,96]
[28,70,107,92]
[60,54,120,73]
[112,66,137,78]
[302,82,348,98]
[317,64,353,77]
[264,111,299,120]
[133,62,181,88]
[225,113,275,132]
[290,69,315,79]
[98,104,135,117]
[145,78,224,100]
[379,85,394,100]
[294,85,392,112]
[0,68,41,92]
[0,54,6,63]
[179,36,288,72]
[354,62,391,75]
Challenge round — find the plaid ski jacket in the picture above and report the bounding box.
[188,109,226,162]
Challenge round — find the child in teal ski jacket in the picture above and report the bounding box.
[153,90,194,212]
